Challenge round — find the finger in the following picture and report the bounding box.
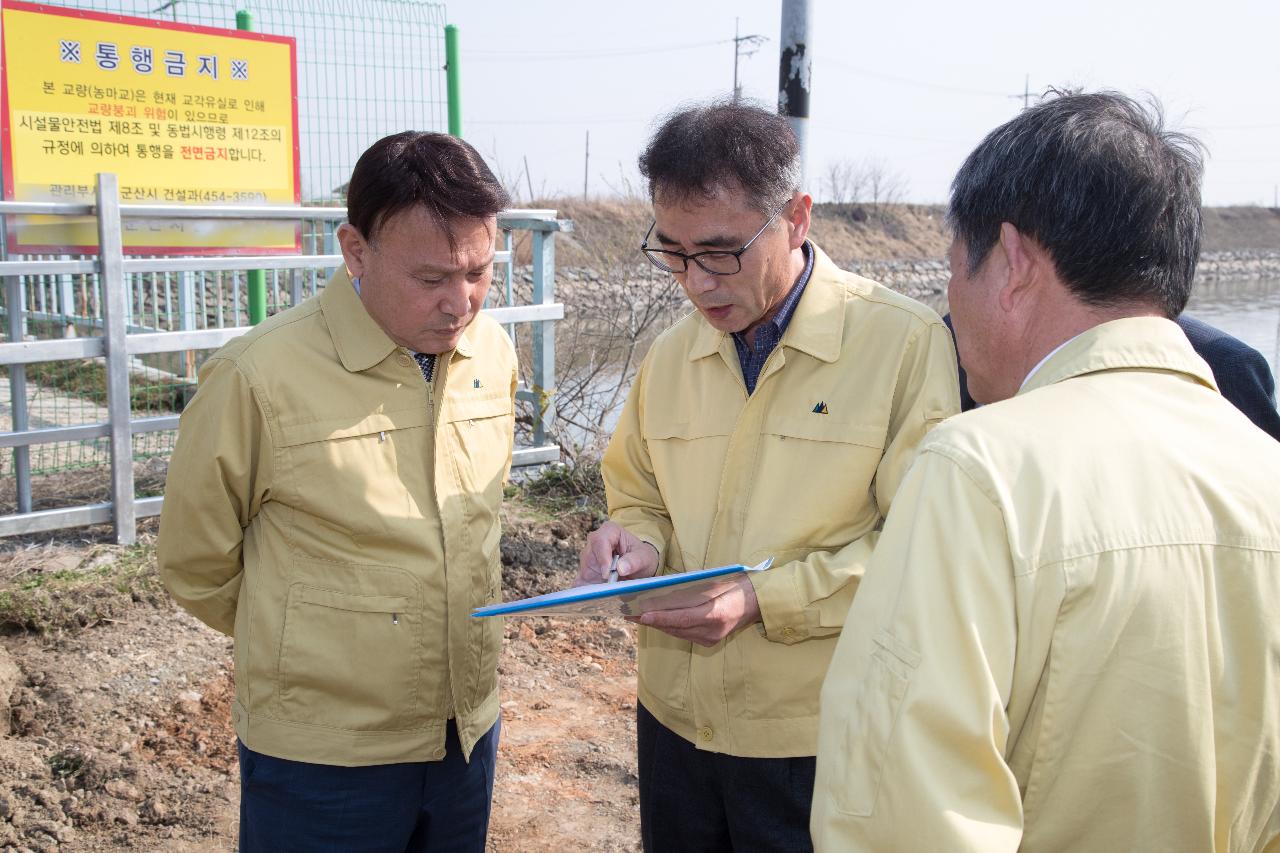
[581,528,618,579]
[616,553,646,579]
[619,543,658,579]
[639,602,711,629]
[572,565,601,588]
[596,526,624,573]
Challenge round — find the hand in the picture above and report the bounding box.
[633,575,760,647]
[575,521,660,586]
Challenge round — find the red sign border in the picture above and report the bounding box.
[0,0,303,256]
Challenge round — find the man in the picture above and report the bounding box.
[812,92,1280,851]
[158,132,517,851]
[944,312,1280,439]
[576,101,960,851]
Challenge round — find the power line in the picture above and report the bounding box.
[1209,156,1280,164]
[1201,123,1280,131]
[469,38,732,62]
[824,125,970,145]
[816,55,1009,98]
[468,115,648,126]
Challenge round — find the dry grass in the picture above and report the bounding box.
[0,524,165,633]
[521,199,953,269]
[519,199,1280,268]
[1201,207,1280,253]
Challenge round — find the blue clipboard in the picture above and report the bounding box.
[472,558,774,618]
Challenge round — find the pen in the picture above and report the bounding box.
[607,554,620,584]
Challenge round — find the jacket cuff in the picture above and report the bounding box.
[635,538,668,574]
[609,513,669,573]
[161,569,242,637]
[749,568,810,644]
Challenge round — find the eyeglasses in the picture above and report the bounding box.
[639,207,783,276]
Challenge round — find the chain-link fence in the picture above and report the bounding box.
[1,0,450,512]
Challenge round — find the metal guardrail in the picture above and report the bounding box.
[0,173,569,542]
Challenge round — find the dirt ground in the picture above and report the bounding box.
[0,495,641,852]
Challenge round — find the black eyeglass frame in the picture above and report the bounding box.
[639,207,784,276]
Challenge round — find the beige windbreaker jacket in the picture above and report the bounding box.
[604,243,960,758]
[812,317,1280,852]
[158,268,517,766]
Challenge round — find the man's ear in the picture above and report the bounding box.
[336,223,368,279]
[996,222,1038,313]
[785,193,812,250]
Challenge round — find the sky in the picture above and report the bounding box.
[448,0,1279,207]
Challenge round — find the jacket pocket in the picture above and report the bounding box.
[445,393,514,502]
[644,418,731,539]
[748,415,885,547]
[833,629,918,816]
[278,410,431,541]
[276,580,423,731]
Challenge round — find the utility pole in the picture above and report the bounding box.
[583,131,590,200]
[778,0,812,186]
[732,17,767,102]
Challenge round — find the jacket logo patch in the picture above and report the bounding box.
[473,379,483,389]
[812,401,829,415]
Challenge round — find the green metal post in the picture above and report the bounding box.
[238,10,267,324]
[246,270,266,325]
[445,24,461,137]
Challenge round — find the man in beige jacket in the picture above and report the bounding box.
[158,132,516,851]
[577,100,960,851]
[812,91,1280,851]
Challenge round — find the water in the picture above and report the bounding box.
[1185,277,1280,380]
[922,276,1280,382]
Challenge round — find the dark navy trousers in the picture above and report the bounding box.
[637,702,815,853]
[237,718,500,853]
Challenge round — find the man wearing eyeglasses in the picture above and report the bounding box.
[575,100,960,851]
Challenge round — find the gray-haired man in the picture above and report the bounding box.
[576,100,960,851]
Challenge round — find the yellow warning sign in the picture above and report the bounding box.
[1,0,300,253]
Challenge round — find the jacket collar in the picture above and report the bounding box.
[688,241,844,364]
[321,267,474,373]
[1019,316,1219,397]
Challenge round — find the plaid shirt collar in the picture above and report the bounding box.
[731,241,815,394]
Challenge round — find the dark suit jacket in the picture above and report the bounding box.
[943,313,1280,441]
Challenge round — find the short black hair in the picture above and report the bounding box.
[638,99,800,215]
[947,90,1205,317]
[346,131,510,246]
